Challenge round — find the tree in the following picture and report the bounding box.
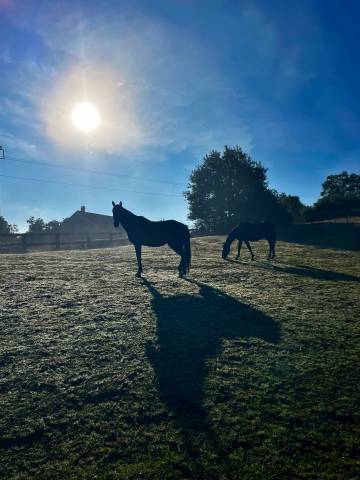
[26,216,47,233]
[305,171,360,222]
[45,220,62,233]
[277,193,306,223]
[321,171,360,201]
[26,217,63,233]
[185,146,291,233]
[0,216,18,234]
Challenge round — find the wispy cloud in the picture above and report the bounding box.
[0,129,39,158]
[3,2,255,161]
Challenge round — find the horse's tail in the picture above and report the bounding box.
[183,227,191,272]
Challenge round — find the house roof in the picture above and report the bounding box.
[60,208,124,234]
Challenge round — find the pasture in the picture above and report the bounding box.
[0,237,359,480]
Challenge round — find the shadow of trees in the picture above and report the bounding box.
[143,278,280,459]
[228,259,360,282]
[270,264,359,282]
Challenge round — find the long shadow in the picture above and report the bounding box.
[227,259,360,282]
[142,278,280,461]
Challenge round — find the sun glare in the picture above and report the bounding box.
[71,102,101,133]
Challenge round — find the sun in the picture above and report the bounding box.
[71,102,101,133]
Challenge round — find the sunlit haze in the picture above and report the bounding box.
[71,102,101,133]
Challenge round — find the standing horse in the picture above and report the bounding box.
[222,222,276,261]
[112,202,191,277]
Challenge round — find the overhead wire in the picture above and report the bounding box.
[5,155,185,187]
[1,154,317,201]
[0,173,184,198]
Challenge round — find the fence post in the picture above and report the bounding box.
[86,235,91,249]
[22,234,28,253]
[55,233,60,250]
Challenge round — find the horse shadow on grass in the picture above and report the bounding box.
[142,278,280,462]
[227,259,360,282]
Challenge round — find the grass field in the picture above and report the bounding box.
[1,237,360,480]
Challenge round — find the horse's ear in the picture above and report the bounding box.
[119,201,122,207]
[112,201,115,207]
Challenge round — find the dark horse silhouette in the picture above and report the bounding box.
[222,222,276,261]
[112,201,191,277]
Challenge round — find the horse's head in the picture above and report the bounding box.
[112,201,124,228]
[222,241,230,259]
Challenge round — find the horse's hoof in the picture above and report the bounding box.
[135,272,142,278]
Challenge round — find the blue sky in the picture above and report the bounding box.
[0,0,359,231]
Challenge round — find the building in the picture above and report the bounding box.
[60,206,125,235]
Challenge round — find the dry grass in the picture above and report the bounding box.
[0,238,359,479]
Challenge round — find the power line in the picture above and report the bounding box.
[5,155,185,187]
[2,154,318,201]
[0,173,184,198]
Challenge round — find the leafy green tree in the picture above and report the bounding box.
[185,146,291,233]
[0,216,18,233]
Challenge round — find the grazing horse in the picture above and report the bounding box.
[222,222,276,261]
[112,201,191,277]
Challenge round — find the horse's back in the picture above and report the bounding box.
[162,219,189,232]
[236,222,275,241]
[130,217,189,246]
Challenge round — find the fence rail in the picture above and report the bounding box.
[0,231,128,253]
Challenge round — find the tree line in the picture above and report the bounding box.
[0,216,63,235]
[185,146,359,233]
[1,146,359,234]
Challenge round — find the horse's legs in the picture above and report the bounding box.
[245,240,255,260]
[266,239,276,259]
[134,243,143,277]
[271,240,276,259]
[168,241,185,277]
[235,240,242,259]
